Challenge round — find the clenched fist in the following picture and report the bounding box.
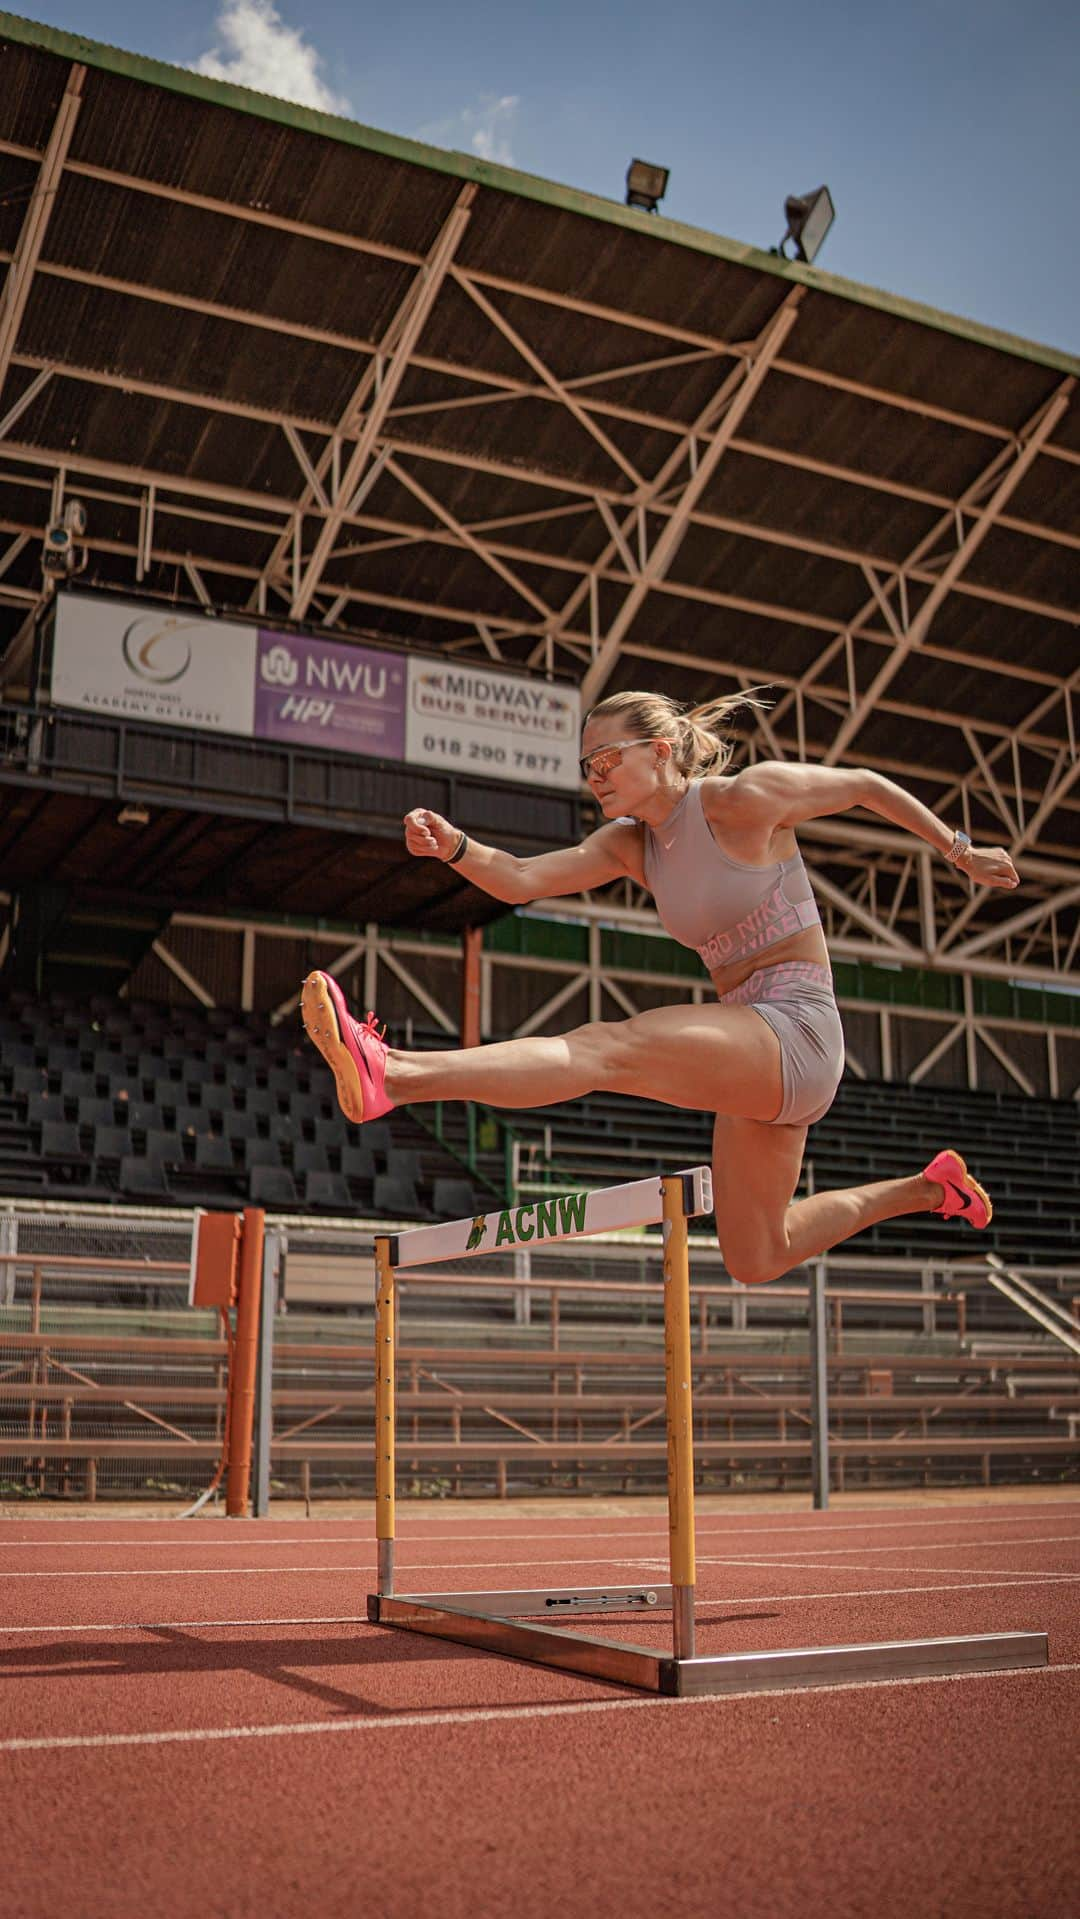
[403,808,460,861]
[961,844,1020,891]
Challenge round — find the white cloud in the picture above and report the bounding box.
[462,94,519,166]
[193,0,350,115]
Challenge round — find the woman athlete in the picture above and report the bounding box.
[300,690,1020,1285]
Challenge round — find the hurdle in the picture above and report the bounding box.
[367,1168,1048,1696]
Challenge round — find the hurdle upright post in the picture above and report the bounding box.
[661,1175,696,1660]
[374,1234,396,1594]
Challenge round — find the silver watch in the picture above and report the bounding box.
[945,830,972,865]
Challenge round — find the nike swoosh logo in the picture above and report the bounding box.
[663,838,675,849]
[946,1181,972,1211]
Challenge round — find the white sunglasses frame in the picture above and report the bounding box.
[578,737,657,780]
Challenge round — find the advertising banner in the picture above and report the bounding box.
[51,596,256,735]
[254,630,406,758]
[49,596,581,793]
[405,659,581,791]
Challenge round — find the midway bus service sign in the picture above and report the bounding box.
[405,663,579,790]
[48,594,580,792]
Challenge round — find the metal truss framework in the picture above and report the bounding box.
[105,907,1080,1103]
[0,81,1077,986]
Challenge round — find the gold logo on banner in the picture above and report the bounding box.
[121,617,195,684]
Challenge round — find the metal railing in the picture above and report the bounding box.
[1,1198,1077,1504]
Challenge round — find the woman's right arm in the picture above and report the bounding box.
[403,808,640,903]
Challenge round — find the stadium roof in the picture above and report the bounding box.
[0,13,1077,979]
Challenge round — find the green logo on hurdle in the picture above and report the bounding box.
[487,1191,588,1248]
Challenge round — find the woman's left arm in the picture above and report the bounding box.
[732,764,1020,891]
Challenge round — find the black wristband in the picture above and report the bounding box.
[446,831,469,865]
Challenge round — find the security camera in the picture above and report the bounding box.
[41,498,88,578]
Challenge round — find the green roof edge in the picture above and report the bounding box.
[3,9,1078,378]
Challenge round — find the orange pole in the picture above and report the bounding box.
[226,1208,265,1517]
[374,1235,396,1592]
[662,1176,696,1659]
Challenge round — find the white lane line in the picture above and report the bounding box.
[4,1536,1079,1582]
[0,1565,368,1579]
[618,1560,1080,1603]
[2,1569,1077,1637]
[0,1556,659,1580]
[3,1512,1078,1549]
[2,1660,1076,1756]
[703,1562,1080,1581]
[691,1531,1080,1562]
[0,1616,368,1636]
[694,1575,1080,1605]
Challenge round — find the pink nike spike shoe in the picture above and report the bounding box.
[300,971,394,1126]
[922,1149,992,1230]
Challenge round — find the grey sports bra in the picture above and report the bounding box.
[642,780,822,972]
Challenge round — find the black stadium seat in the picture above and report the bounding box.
[432,1178,479,1219]
[340,1141,377,1179]
[93,1125,131,1161]
[250,1165,299,1208]
[386,1147,422,1184]
[11,1065,46,1096]
[293,1142,330,1174]
[244,1138,283,1169]
[194,1134,235,1171]
[144,1129,183,1165]
[119,1156,170,1198]
[373,1172,420,1217]
[41,1120,84,1161]
[305,1171,353,1210]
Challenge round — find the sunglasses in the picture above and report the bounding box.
[578,737,654,781]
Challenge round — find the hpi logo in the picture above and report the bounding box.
[260,644,299,687]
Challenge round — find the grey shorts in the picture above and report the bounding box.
[719,961,844,1127]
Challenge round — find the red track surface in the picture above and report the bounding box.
[2,1497,1078,1918]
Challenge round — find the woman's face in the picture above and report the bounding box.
[579,716,668,816]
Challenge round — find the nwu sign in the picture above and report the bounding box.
[255,630,406,757]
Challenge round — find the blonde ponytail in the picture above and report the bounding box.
[584,687,771,777]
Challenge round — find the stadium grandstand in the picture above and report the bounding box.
[0,14,1077,1505]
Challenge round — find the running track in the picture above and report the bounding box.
[2,1496,1078,1918]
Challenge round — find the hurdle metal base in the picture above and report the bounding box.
[368,1591,1048,1698]
[373,1583,672,1617]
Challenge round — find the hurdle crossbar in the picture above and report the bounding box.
[368,1167,1048,1697]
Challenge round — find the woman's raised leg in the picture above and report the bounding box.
[711,1112,944,1285]
[391,1001,788,1118]
[302,970,786,1123]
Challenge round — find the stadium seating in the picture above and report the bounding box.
[1,992,1078,1260]
[494,1078,1080,1262]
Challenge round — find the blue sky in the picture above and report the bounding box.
[35,1,1080,353]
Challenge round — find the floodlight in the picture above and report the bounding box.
[41,523,76,575]
[41,498,88,579]
[625,159,669,213]
[779,186,835,264]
